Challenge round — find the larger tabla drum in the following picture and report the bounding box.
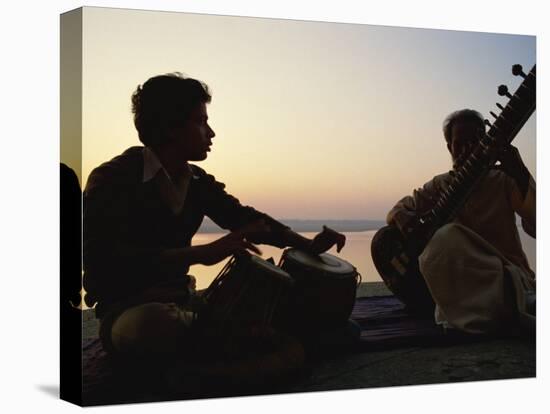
[275,248,360,331]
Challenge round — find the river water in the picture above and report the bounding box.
[190,229,536,290]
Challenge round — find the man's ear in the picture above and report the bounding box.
[160,125,177,143]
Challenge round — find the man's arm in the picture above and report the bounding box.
[272,225,346,254]
[195,169,345,254]
[496,145,536,238]
[84,180,263,280]
[387,177,440,235]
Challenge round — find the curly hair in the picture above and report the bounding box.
[131,73,212,147]
[442,109,485,144]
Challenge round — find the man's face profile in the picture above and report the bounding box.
[448,120,483,166]
[167,103,216,162]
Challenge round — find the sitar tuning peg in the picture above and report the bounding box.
[496,103,504,111]
[484,119,492,128]
[490,111,498,119]
[512,64,527,78]
[498,85,512,99]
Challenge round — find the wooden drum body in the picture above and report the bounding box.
[275,248,359,331]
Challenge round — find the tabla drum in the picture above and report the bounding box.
[275,248,360,331]
[197,254,294,335]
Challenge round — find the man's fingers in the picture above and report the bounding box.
[338,234,346,250]
[243,240,262,255]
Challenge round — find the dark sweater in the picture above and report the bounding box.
[83,146,289,318]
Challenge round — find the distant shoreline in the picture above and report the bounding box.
[198,218,386,234]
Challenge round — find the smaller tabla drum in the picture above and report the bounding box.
[198,254,294,335]
[275,249,360,331]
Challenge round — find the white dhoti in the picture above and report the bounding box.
[419,223,535,335]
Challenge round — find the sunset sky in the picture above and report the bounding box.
[4,0,546,409]
[63,7,536,220]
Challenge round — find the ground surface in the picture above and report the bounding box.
[81,282,535,397]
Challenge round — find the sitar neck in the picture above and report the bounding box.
[415,64,536,235]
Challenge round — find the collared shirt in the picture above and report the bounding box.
[84,146,291,318]
[142,146,192,215]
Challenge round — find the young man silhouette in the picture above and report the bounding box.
[83,73,345,357]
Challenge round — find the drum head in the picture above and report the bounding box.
[282,249,355,275]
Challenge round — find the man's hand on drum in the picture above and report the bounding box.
[193,219,346,265]
[238,219,347,255]
[195,231,263,266]
[307,225,346,255]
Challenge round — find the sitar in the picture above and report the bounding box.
[371,64,536,314]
